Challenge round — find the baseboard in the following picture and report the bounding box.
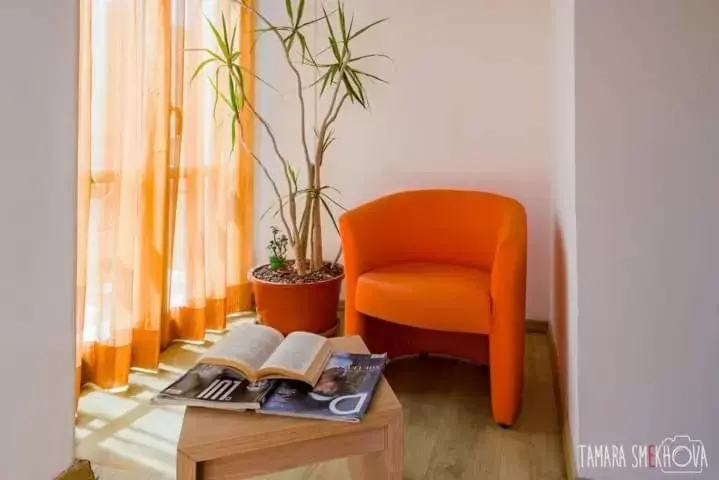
[546,323,578,480]
[525,318,549,333]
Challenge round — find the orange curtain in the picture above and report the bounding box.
[76,0,254,394]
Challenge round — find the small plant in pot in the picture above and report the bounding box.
[267,226,289,271]
[194,1,389,334]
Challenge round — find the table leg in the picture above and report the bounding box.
[177,451,199,480]
[348,415,403,479]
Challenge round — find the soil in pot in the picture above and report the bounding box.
[253,261,344,284]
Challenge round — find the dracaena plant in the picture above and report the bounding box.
[193,0,388,276]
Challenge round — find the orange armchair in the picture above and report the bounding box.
[339,189,527,426]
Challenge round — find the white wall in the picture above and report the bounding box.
[549,0,579,471]
[0,3,78,479]
[255,0,554,320]
[572,1,719,478]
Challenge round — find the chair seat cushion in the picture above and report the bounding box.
[355,262,492,334]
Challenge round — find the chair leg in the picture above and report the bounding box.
[343,304,367,337]
[489,332,524,426]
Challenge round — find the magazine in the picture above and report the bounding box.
[258,352,388,423]
[151,363,275,410]
[197,323,332,386]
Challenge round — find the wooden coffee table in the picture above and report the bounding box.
[176,335,404,479]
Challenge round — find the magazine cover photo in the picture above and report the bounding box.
[260,352,388,422]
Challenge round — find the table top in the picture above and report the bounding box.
[177,335,402,462]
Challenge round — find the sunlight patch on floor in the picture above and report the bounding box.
[75,317,258,479]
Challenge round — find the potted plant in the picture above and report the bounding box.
[194,1,389,334]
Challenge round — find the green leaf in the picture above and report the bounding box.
[191,58,215,82]
[221,14,231,51]
[285,0,294,23]
[322,7,338,51]
[347,68,366,100]
[338,2,347,41]
[320,66,337,94]
[323,136,336,152]
[296,0,306,28]
[319,197,341,234]
[255,26,291,33]
[349,18,388,41]
[228,62,246,98]
[343,72,365,107]
[355,69,388,84]
[209,73,233,112]
[186,48,225,63]
[251,29,269,54]
[320,129,336,152]
[260,202,277,222]
[260,197,291,222]
[319,185,342,194]
[308,69,330,89]
[298,13,331,30]
[228,72,239,112]
[231,116,237,150]
[284,31,296,52]
[328,64,340,84]
[297,33,317,66]
[212,67,221,118]
[230,24,237,51]
[286,164,298,190]
[347,15,355,39]
[349,53,392,63]
[235,79,245,110]
[328,36,342,62]
[239,65,280,94]
[206,16,230,59]
[321,193,348,211]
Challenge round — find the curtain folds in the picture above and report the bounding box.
[76,0,254,395]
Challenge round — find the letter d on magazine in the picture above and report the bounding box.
[329,393,368,416]
[259,352,388,423]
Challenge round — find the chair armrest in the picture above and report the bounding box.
[490,205,527,331]
[339,211,384,336]
[339,212,374,281]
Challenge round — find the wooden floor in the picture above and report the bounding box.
[75,321,564,480]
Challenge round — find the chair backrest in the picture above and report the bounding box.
[340,189,525,272]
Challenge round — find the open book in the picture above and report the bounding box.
[198,323,332,386]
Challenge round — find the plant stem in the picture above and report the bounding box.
[311,163,323,269]
[326,93,349,131]
[297,164,314,268]
[318,69,348,160]
[234,81,299,242]
[237,0,312,171]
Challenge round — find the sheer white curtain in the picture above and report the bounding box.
[76,0,254,393]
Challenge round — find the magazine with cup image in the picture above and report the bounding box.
[152,363,275,410]
[258,352,388,422]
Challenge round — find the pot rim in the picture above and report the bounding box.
[248,262,345,286]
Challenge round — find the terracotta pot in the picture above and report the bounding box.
[249,264,343,336]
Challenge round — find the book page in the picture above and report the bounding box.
[200,324,284,379]
[259,332,330,383]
